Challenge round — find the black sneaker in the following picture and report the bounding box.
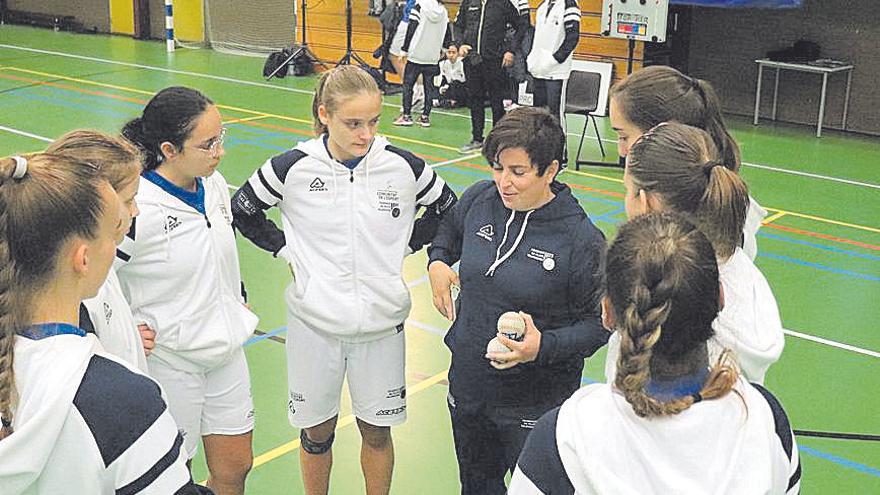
[459,140,483,153]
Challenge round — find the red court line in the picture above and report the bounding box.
[764,223,880,252]
[3,71,872,251]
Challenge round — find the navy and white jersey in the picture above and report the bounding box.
[509,379,801,494]
[401,0,453,65]
[232,134,456,342]
[0,327,205,494]
[116,171,258,373]
[429,180,607,405]
[527,0,581,80]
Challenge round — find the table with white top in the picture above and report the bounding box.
[753,59,854,138]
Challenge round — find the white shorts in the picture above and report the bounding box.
[389,21,408,57]
[148,348,255,458]
[286,316,407,429]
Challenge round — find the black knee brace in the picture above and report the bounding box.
[300,429,335,455]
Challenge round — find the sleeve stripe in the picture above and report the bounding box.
[258,162,285,199]
[247,176,279,207]
[115,434,185,495]
[564,5,580,15]
[256,169,283,201]
[416,173,439,203]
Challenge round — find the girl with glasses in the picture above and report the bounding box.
[119,86,257,495]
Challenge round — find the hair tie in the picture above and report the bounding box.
[11,156,28,180]
[689,76,701,91]
[703,161,722,177]
[691,392,703,403]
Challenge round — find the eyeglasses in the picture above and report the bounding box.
[189,127,226,158]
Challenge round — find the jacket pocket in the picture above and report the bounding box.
[173,297,257,370]
[359,276,411,331]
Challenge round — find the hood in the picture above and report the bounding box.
[0,334,100,493]
[484,181,585,277]
[295,134,392,205]
[711,248,785,383]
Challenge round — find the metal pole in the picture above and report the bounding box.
[164,0,175,52]
[817,72,828,138]
[753,62,763,126]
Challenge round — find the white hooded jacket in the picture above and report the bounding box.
[116,171,258,373]
[82,267,149,373]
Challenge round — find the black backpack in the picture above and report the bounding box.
[263,49,292,79]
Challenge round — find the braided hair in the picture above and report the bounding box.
[607,212,738,418]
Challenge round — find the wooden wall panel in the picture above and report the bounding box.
[306,0,642,80]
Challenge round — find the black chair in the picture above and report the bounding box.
[565,69,610,169]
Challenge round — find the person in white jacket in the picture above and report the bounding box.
[393,0,452,127]
[46,130,151,373]
[119,87,258,495]
[605,122,784,384]
[231,65,457,495]
[526,0,581,145]
[610,65,767,259]
[509,212,801,495]
[0,153,204,494]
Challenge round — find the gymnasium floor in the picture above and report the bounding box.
[0,25,877,493]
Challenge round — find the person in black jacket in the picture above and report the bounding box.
[452,0,530,153]
[427,107,608,494]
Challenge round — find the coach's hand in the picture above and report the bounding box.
[502,51,514,68]
[138,323,156,357]
[487,312,541,369]
[429,260,459,321]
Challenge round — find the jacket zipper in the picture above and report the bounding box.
[348,166,362,335]
[477,0,487,54]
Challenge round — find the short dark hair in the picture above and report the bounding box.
[482,107,565,176]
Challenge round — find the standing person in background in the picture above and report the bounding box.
[606,122,784,384]
[394,0,453,128]
[609,65,767,259]
[0,153,207,494]
[509,213,800,495]
[527,0,581,167]
[231,65,456,495]
[46,130,151,373]
[428,107,607,494]
[452,0,529,153]
[120,86,258,495]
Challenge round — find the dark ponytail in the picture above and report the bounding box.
[122,87,213,171]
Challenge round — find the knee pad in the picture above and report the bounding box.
[300,429,335,455]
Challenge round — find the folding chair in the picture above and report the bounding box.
[564,63,615,169]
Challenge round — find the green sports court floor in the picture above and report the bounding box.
[0,25,877,494]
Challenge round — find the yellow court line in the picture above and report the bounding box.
[251,370,448,469]
[6,66,877,234]
[762,211,788,225]
[4,66,460,153]
[764,208,880,235]
[223,115,271,125]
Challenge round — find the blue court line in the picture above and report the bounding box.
[758,231,880,262]
[591,206,626,225]
[225,135,289,153]
[244,325,288,346]
[10,92,131,119]
[799,445,880,478]
[761,252,880,282]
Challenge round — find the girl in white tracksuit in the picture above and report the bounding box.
[231,65,456,494]
[509,213,800,495]
[119,87,257,494]
[609,65,768,259]
[526,0,581,137]
[606,122,784,384]
[0,153,200,494]
[46,130,150,373]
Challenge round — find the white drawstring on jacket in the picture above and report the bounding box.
[485,209,533,277]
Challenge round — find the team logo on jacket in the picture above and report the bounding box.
[377,187,401,218]
[165,215,182,234]
[476,224,494,241]
[309,177,328,192]
[528,248,556,271]
[103,302,113,324]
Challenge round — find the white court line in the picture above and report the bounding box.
[3,43,877,190]
[0,124,53,143]
[430,153,482,168]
